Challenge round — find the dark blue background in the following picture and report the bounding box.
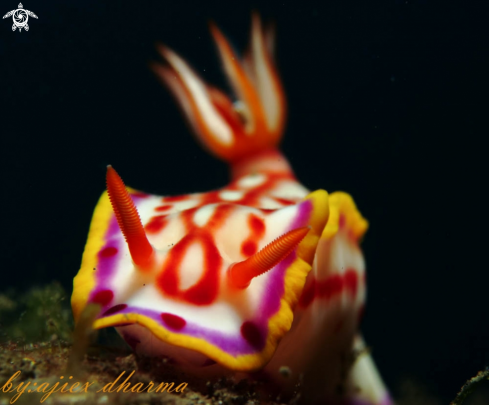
[1,0,488,403]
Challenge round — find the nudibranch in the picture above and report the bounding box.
[72,14,393,405]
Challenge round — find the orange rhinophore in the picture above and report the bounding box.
[228,226,310,288]
[106,165,154,269]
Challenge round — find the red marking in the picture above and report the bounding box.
[163,195,188,203]
[240,213,265,258]
[161,313,187,330]
[155,204,173,212]
[206,204,234,230]
[102,304,127,316]
[156,231,221,305]
[130,191,149,198]
[179,203,234,234]
[199,190,224,206]
[241,240,257,256]
[273,197,296,206]
[241,321,264,349]
[179,206,199,232]
[339,214,346,229]
[227,172,295,208]
[249,214,265,235]
[299,269,360,308]
[145,215,168,234]
[299,279,316,308]
[121,332,140,350]
[99,246,118,258]
[92,290,114,306]
[344,269,358,297]
[317,275,343,299]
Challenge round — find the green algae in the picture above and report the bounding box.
[0,282,73,344]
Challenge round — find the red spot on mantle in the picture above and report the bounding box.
[344,269,358,297]
[206,204,234,231]
[299,269,360,308]
[155,204,173,212]
[249,214,265,235]
[241,240,257,256]
[299,279,316,308]
[130,192,149,198]
[91,289,114,306]
[317,275,343,299]
[240,213,265,258]
[145,215,168,234]
[161,313,186,330]
[241,321,265,350]
[99,246,118,258]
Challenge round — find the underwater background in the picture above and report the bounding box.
[1,0,488,403]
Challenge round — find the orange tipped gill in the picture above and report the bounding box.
[106,166,154,269]
[228,226,310,289]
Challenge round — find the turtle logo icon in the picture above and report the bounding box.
[3,3,38,32]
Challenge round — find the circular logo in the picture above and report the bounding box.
[13,9,27,27]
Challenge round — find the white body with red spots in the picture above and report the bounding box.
[72,14,393,405]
